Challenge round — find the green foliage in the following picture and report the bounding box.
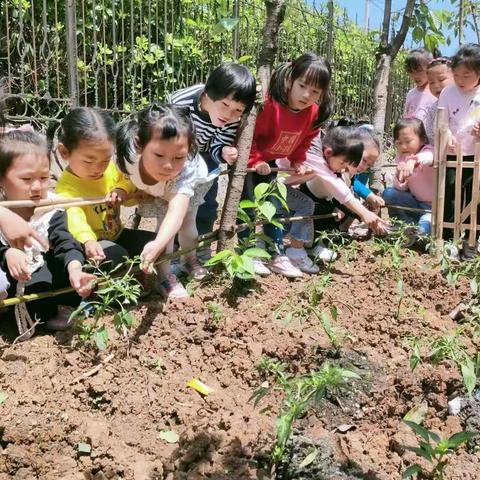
[206,180,287,280]
[71,258,141,350]
[206,302,225,329]
[251,358,360,464]
[402,420,476,479]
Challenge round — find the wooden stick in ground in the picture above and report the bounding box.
[70,353,115,384]
[435,108,448,244]
[454,144,463,241]
[469,144,480,247]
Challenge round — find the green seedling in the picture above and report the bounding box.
[206,180,287,280]
[251,357,360,464]
[402,420,476,479]
[407,329,478,396]
[317,306,348,352]
[206,302,225,329]
[71,257,141,350]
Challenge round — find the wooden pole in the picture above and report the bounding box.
[454,144,463,241]
[469,143,480,247]
[434,108,448,244]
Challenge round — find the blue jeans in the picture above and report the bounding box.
[383,187,432,234]
[284,186,315,244]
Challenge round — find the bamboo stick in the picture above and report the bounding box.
[0,196,105,209]
[384,204,431,214]
[0,212,338,309]
[435,108,448,243]
[454,144,463,241]
[469,144,480,247]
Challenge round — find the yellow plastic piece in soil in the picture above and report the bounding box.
[187,378,214,396]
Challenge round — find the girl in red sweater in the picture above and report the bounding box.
[244,52,333,277]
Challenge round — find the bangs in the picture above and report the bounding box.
[301,64,331,89]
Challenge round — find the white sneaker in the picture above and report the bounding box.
[268,255,303,278]
[253,259,272,276]
[288,254,320,274]
[309,240,337,263]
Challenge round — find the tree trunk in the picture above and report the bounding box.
[372,53,391,134]
[217,0,286,252]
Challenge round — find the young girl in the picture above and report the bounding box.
[404,48,436,122]
[0,130,96,339]
[245,52,334,277]
[437,44,480,255]
[382,118,434,235]
[55,107,157,271]
[424,58,454,144]
[116,103,207,298]
[279,126,388,270]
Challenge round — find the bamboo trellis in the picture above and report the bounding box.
[432,107,480,247]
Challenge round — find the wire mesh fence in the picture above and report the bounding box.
[0,0,411,131]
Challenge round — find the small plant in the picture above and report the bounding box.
[206,302,225,329]
[407,329,478,396]
[373,220,411,273]
[317,306,349,353]
[251,358,360,464]
[402,420,476,479]
[206,180,288,280]
[71,258,141,350]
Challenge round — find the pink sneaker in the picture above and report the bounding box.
[268,255,303,278]
[155,273,189,299]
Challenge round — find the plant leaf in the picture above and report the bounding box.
[205,249,233,265]
[460,358,477,395]
[243,247,271,259]
[239,199,257,209]
[446,431,477,449]
[0,391,9,404]
[259,201,276,222]
[158,429,180,443]
[254,183,270,201]
[298,448,318,468]
[404,420,431,443]
[403,446,433,462]
[403,464,422,478]
[93,327,109,351]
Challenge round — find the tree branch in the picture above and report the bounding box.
[391,0,416,58]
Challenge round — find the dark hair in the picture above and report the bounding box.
[355,126,381,153]
[116,103,197,174]
[0,130,48,178]
[270,52,333,126]
[451,43,480,74]
[393,118,428,145]
[427,57,452,70]
[204,63,256,112]
[58,107,116,152]
[322,126,364,167]
[405,48,434,72]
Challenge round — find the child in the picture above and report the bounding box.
[424,58,454,144]
[0,130,96,339]
[245,52,334,277]
[382,118,434,236]
[55,107,156,268]
[117,103,207,298]
[168,63,256,258]
[279,127,388,270]
[437,43,480,256]
[404,48,436,122]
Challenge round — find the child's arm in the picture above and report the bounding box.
[140,193,190,273]
[352,174,385,208]
[0,207,49,250]
[343,197,389,235]
[288,126,321,171]
[48,211,96,297]
[210,122,240,165]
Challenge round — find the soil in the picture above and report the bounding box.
[0,242,479,480]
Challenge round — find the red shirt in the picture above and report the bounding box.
[248,97,320,168]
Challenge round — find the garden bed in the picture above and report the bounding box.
[0,242,479,480]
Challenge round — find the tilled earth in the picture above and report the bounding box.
[0,242,479,480]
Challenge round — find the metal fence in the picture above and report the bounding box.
[0,0,411,130]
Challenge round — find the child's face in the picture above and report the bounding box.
[59,139,114,180]
[409,67,428,88]
[427,64,454,97]
[1,154,50,201]
[453,64,480,93]
[140,135,189,183]
[356,144,380,173]
[325,150,352,173]
[395,126,422,156]
[202,93,246,128]
[287,76,322,111]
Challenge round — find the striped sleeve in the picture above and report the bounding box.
[210,121,239,164]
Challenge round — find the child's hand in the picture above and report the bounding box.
[84,240,106,263]
[397,158,416,182]
[255,162,271,175]
[222,146,238,165]
[366,193,385,209]
[5,248,31,282]
[294,164,312,175]
[472,122,480,138]
[67,261,96,297]
[447,134,457,154]
[140,240,163,273]
[362,210,389,235]
[105,188,128,205]
[0,209,49,250]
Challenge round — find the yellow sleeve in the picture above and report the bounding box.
[111,163,136,195]
[66,206,97,244]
